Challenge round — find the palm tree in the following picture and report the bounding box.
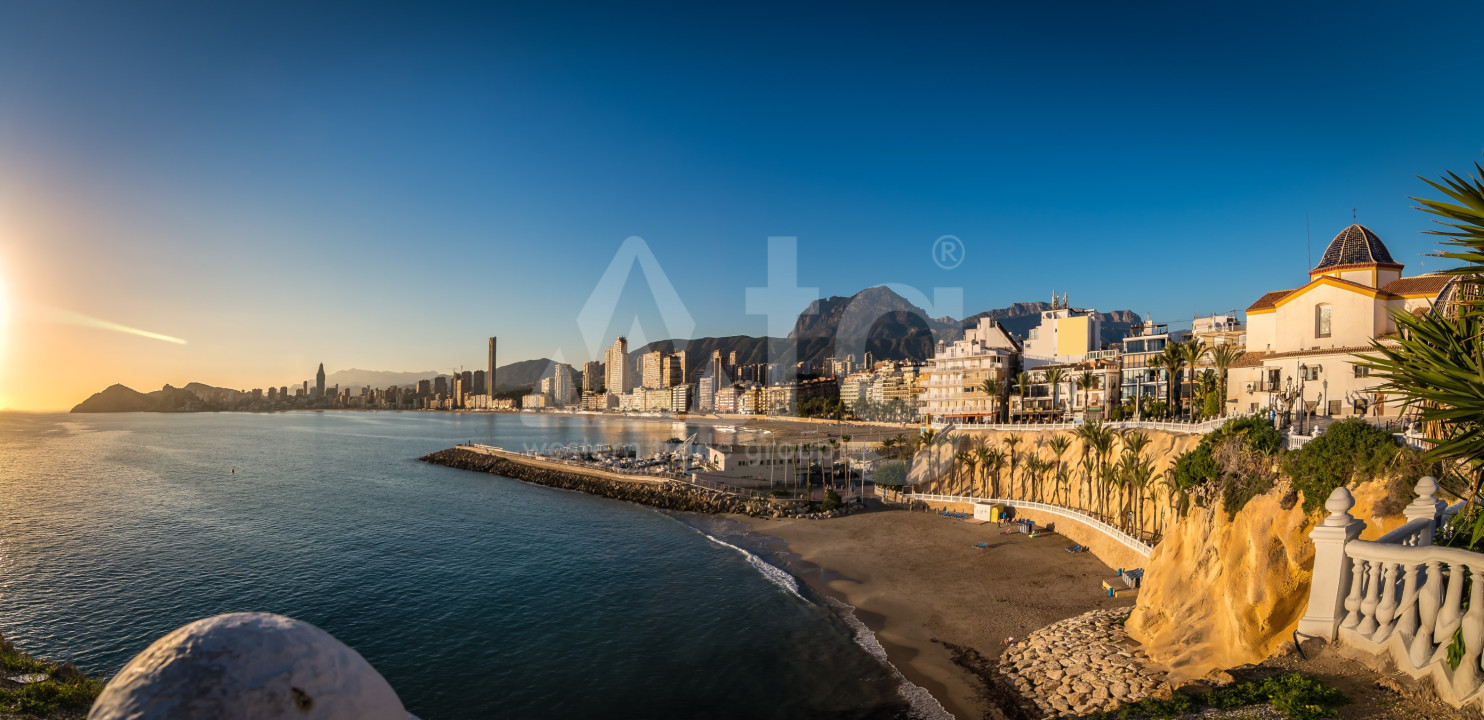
[1075,370,1096,420]
[954,450,971,492]
[1048,434,1071,505]
[1178,339,1209,419]
[1043,367,1066,419]
[1120,431,1153,531]
[987,448,1006,498]
[1209,344,1246,417]
[973,446,992,496]
[978,378,1001,424]
[1022,455,1044,504]
[1014,371,1032,423]
[1142,353,1165,420]
[1088,423,1118,521]
[1003,433,1021,492]
[1158,343,1188,419]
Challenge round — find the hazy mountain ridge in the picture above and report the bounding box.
[74,287,1143,408]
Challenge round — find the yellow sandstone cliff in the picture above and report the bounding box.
[1124,478,1406,681]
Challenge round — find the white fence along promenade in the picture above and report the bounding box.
[928,413,1254,436]
[1298,477,1484,709]
[903,492,1153,558]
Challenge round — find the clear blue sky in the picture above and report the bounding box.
[2,1,1482,407]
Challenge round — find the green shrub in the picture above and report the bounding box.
[821,488,842,511]
[0,638,103,717]
[1283,419,1413,514]
[873,460,908,487]
[1205,415,1283,456]
[1171,445,1220,491]
[1087,671,1345,720]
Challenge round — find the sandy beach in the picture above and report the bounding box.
[735,507,1136,720]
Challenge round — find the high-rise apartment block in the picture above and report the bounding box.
[605,337,631,394]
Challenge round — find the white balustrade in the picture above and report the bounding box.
[1299,476,1484,710]
[903,492,1153,557]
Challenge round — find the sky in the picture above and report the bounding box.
[1,1,1482,410]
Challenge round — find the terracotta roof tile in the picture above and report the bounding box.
[1379,274,1451,297]
[1246,289,1295,312]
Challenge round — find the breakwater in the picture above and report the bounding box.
[421,447,785,517]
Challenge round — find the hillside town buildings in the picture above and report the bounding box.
[1226,224,1457,422]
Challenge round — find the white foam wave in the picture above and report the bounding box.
[824,595,955,720]
[696,528,953,720]
[700,533,805,601]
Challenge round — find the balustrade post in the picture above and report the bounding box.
[1299,487,1368,640]
[1374,562,1401,640]
[1411,560,1443,668]
[1403,476,1446,546]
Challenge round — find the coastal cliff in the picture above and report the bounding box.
[1124,477,1406,681]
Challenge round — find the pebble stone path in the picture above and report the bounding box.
[998,608,1169,718]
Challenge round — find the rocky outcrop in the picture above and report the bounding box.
[998,609,1167,718]
[420,448,856,519]
[71,383,206,413]
[1124,477,1406,681]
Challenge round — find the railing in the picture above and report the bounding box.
[926,413,1253,435]
[1298,477,1484,710]
[903,492,1153,558]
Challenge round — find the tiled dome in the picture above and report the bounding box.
[1311,224,1400,272]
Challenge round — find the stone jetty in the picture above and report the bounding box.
[422,447,796,518]
[998,608,1168,717]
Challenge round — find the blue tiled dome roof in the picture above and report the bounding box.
[1312,224,1399,272]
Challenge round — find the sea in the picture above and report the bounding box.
[0,411,943,719]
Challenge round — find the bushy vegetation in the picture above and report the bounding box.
[1282,418,1420,514]
[1166,416,1283,518]
[820,487,842,511]
[872,460,908,487]
[1088,671,1347,720]
[0,636,102,717]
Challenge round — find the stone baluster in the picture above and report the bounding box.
[1358,558,1385,636]
[1451,563,1484,698]
[1435,563,1466,650]
[1299,487,1368,640]
[1412,560,1444,668]
[1342,556,1366,630]
[1396,561,1421,640]
[1404,476,1445,547]
[1374,561,1401,640]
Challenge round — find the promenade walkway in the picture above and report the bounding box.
[903,491,1154,558]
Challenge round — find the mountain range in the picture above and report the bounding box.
[72,286,1142,409]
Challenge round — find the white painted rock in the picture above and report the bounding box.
[89,613,413,720]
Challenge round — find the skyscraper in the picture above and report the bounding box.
[605,337,630,394]
[642,351,663,389]
[488,337,497,397]
[315,363,326,399]
[582,360,601,392]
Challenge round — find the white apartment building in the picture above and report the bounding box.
[920,318,1020,424]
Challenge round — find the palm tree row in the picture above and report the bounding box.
[928,421,1170,543]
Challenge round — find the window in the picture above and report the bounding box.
[1316,304,1332,338]
[1354,365,1371,378]
[1329,400,1341,416]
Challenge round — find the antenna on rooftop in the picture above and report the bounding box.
[1306,211,1311,270]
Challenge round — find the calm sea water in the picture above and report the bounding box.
[0,411,923,719]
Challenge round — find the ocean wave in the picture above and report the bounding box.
[824,595,954,720]
[695,527,953,720]
[699,533,805,601]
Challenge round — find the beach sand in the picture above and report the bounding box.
[737,508,1136,720]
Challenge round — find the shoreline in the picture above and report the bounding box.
[715,509,1136,719]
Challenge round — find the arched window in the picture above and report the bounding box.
[1315,304,1332,338]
